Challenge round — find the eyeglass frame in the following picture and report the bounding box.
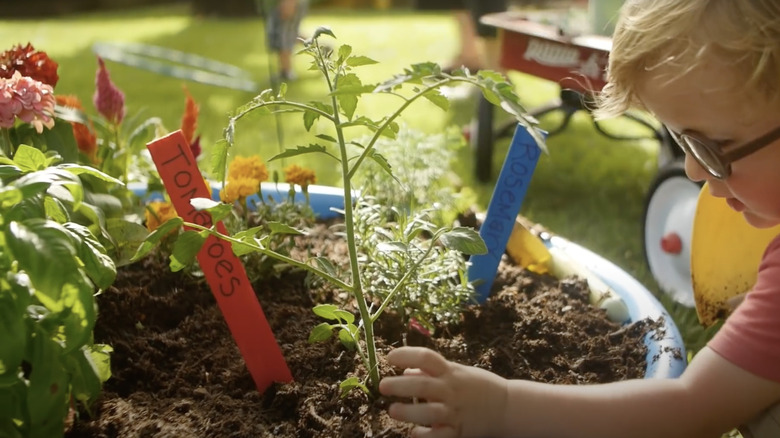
[665,124,780,179]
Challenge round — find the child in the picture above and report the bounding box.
[262,0,309,81]
[379,1,780,437]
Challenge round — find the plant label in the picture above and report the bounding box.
[468,126,542,302]
[147,130,293,392]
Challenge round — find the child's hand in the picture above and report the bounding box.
[379,346,508,438]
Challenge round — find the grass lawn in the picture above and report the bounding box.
[0,3,716,353]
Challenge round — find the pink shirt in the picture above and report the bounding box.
[708,234,780,383]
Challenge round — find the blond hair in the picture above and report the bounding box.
[595,0,780,119]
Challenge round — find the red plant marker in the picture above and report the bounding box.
[147,130,292,393]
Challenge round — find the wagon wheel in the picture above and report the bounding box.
[642,158,702,307]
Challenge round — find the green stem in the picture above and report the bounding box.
[0,128,14,157]
[183,222,353,292]
[320,40,380,393]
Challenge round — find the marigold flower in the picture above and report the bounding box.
[145,201,179,232]
[55,94,98,160]
[220,177,260,204]
[284,164,316,189]
[0,43,59,87]
[0,71,55,133]
[227,155,268,182]
[93,57,125,124]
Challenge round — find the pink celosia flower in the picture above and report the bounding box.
[0,71,55,133]
[92,57,125,124]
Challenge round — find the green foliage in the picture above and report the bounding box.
[352,125,476,227]
[353,199,478,334]
[0,145,116,438]
[134,27,540,396]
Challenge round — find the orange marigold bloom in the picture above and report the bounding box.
[284,164,316,189]
[55,94,98,161]
[227,155,268,182]
[145,201,179,232]
[180,85,199,145]
[220,177,260,204]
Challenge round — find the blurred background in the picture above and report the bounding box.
[0,0,718,353]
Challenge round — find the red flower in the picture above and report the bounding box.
[0,43,59,87]
[190,135,201,160]
[92,57,125,124]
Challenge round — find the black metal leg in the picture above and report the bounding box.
[474,95,495,182]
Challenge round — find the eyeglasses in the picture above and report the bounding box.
[666,124,780,179]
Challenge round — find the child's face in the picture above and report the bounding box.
[638,61,780,228]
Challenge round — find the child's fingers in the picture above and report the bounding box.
[403,368,428,377]
[387,346,450,377]
[379,374,452,401]
[388,401,459,435]
[411,426,459,438]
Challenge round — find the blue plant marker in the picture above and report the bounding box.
[468,125,543,302]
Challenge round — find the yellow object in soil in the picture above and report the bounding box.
[691,185,780,326]
[506,219,551,274]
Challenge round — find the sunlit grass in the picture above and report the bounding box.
[0,4,710,353]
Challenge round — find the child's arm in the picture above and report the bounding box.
[379,346,780,438]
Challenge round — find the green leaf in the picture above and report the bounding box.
[0,187,23,209]
[377,241,408,253]
[308,322,334,343]
[0,164,21,179]
[106,218,150,267]
[439,227,487,255]
[170,230,206,272]
[59,163,123,186]
[65,347,103,409]
[346,55,378,67]
[339,377,369,398]
[334,73,362,120]
[303,109,320,131]
[267,221,304,236]
[88,344,113,383]
[312,304,339,321]
[0,291,26,376]
[210,139,230,184]
[312,257,337,277]
[269,144,328,161]
[337,44,353,63]
[26,332,69,438]
[5,219,79,304]
[63,222,117,290]
[334,310,355,324]
[338,325,358,350]
[43,195,69,223]
[422,89,450,112]
[315,134,337,144]
[12,144,47,172]
[192,198,232,224]
[130,217,183,262]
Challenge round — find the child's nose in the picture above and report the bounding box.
[683,153,709,183]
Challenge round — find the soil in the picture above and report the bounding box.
[66,222,658,438]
